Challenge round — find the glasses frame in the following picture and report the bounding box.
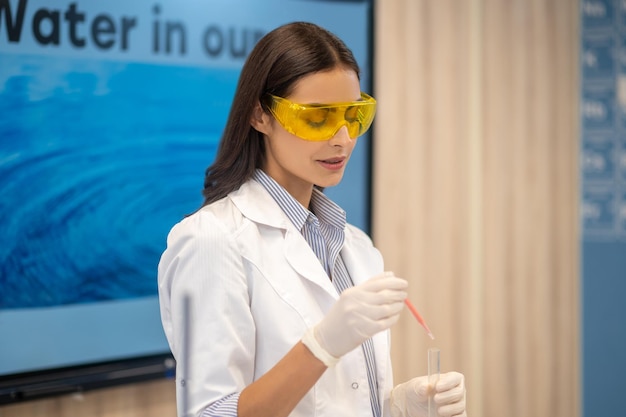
[262,92,377,141]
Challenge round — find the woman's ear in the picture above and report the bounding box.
[250,101,271,135]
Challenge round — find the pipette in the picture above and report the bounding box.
[404,299,435,340]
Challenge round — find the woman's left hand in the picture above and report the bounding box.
[390,371,467,417]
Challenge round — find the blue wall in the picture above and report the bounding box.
[581,1,626,415]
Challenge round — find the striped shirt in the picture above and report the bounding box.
[202,170,380,417]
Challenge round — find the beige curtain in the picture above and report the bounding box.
[372,1,580,416]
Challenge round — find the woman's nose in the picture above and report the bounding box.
[328,124,352,145]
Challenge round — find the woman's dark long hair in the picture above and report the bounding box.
[200,21,361,206]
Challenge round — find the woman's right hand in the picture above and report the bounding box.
[314,272,408,358]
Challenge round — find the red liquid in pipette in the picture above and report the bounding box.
[404,299,435,340]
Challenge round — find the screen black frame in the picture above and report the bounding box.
[0,353,175,405]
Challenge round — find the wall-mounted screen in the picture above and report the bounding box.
[0,0,373,403]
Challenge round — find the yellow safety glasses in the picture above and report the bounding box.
[262,92,377,141]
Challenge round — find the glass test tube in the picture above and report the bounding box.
[428,348,441,417]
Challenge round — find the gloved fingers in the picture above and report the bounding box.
[356,299,406,320]
[434,381,464,404]
[343,282,407,310]
[393,374,467,417]
[435,392,467,417]
[348,287,408,306]
[435,371,465,393]
[311,272,408,359]
[356,284,407,303]
[351,304,405,335]
[357,276,408,300]
[374,309,403,328]
[434,372,466,417]
[359,272,409,292]
[339,287,407,315]
[376,286,408,302]
[402,375,430,401]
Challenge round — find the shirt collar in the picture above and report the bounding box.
[252,169,346,232]
[310,188,346,231]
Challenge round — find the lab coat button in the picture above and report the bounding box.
[351,382,359,389]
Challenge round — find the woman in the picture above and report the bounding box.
[158,21,467,417]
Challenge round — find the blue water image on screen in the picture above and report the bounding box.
[0,55,237,309]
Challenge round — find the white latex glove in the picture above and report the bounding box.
[390,372,467,417]
[314,272,408,358]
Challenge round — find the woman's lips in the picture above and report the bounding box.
[317,156,346,170]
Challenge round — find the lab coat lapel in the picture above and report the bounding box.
[341,227,384,285]
[230,180,338,301]
[283,227,338,299]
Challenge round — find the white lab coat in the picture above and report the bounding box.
[158,178,395,417]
